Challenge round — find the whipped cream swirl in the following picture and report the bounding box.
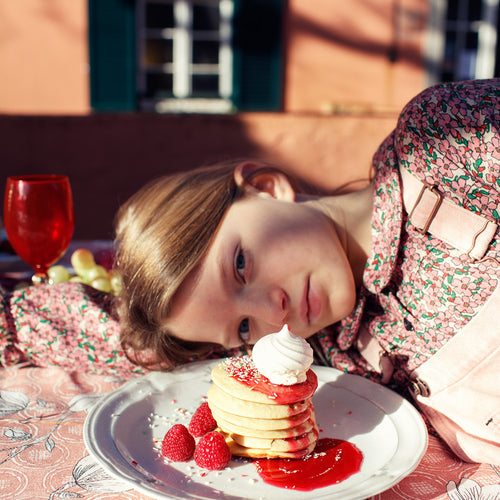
[252,325,314,385]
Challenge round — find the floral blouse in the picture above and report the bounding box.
[316,79,500,390]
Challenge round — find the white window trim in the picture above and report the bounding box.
[173,0,191,97]
[219,0,233,98]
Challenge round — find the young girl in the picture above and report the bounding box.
[1,79,499,464]
[115,79,500,464]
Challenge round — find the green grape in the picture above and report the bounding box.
[85,265,108,283]
[64,248,118,294]
[91,277,112,293]
[48,265,71,283]
[71,249,95,272]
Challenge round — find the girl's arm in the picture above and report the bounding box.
[1,282,144,379]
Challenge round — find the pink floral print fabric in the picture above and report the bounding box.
[317,79,500,389]
[0,282,144,379]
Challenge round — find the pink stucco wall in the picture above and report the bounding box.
[284,0,429,112]
[0,0,89,114]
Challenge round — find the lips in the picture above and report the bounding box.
[300,280,310,325]
[300,277,322,326]
[307,282,322,325]
[301,277,322,326]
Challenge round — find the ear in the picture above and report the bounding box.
[233,161,295,201]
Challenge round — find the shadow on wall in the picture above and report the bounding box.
[291,0,427,67]
[0,112,397,240]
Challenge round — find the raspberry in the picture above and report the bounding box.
[194,431,232,470]
[189,402,217,437]
[161,424,195,462]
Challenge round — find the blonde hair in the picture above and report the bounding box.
[115,161,300,370]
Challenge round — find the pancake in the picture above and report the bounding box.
[207,384,310,419]
[229,428,318,452]
[223,433,318,459]
[210,415,316,439]
[209,402,313,430]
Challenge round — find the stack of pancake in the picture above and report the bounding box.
[207,357,318,459]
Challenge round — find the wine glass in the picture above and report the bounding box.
[3,175,74,283]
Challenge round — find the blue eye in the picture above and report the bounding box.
[235,250,246,280]
[239,318,250,342]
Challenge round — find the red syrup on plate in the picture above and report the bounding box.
[254,438,363,491]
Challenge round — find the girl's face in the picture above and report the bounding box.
[167,191,357,349]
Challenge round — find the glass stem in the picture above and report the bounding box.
[32,273,48,285]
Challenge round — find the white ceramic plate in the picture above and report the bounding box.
[84,359,427,500]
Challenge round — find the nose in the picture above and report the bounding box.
[245,286,288,328]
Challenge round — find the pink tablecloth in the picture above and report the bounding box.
[1,365,500,500]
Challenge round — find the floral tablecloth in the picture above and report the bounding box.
[1,364,499,500]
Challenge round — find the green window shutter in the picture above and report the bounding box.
[88,0,136,111]
[232,0,284,111]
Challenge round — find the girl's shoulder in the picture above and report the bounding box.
[395,79,500,220]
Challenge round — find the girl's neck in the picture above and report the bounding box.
[299,184,374,287]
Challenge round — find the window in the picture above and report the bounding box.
[427,0,500,84]
[137,0,234,113]
[89,0,284,113]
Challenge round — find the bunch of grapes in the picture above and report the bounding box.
[47,249,122,295]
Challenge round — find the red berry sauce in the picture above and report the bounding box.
[222,357,317,404]
[254,438,363,491]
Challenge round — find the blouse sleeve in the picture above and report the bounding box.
[2,282,144,379]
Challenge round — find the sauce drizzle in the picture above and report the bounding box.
[254,438,363,491]
[222,356,317,404]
